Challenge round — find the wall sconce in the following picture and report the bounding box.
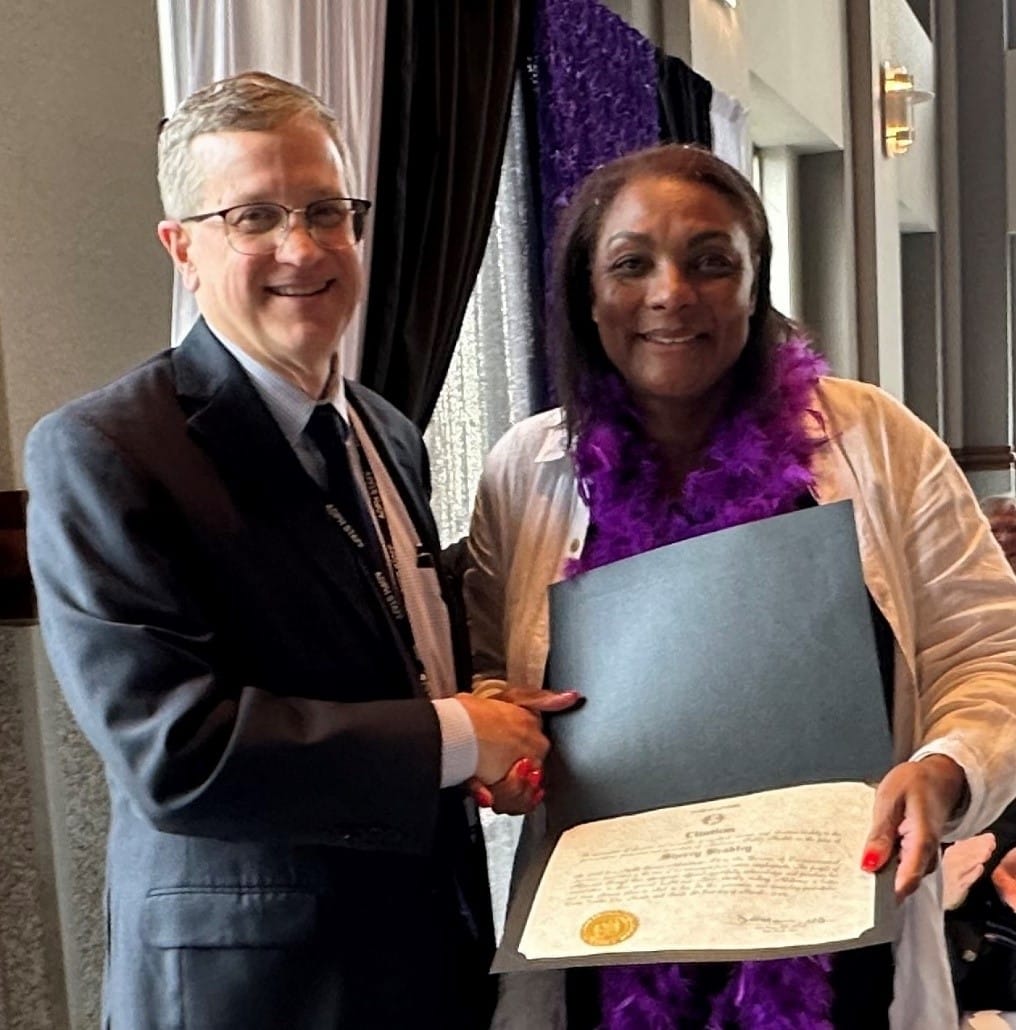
[881,63,934,157]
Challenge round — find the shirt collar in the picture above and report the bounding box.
[534,410,569,463]
[205,320,348,444]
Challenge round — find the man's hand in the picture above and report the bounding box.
[861,755,968,900]
[456,693,557,784]
[458,687,581,806]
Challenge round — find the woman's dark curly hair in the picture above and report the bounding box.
[549,143,797,437]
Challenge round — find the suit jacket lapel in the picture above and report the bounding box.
[173,321,311,511]
[171,323,417,688]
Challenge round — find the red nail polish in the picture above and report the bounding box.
[527,769,543,788]
[532,788,546,806]
[861,849,882,872]
[515,758,532,776]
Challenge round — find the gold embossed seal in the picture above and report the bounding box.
[580,910,639,947]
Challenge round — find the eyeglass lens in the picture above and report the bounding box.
[223,200,366,254]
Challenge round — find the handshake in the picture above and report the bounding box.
[456,684,583,815]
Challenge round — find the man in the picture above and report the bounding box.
[25,72,566,1029]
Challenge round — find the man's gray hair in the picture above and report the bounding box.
[157,71,354,219]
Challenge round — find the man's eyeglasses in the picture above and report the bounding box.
[180,197,371,256]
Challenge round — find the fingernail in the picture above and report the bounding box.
[473,786,493,808]
[861,849,882,872]
[515,758,532,776]
[527,769,543,788]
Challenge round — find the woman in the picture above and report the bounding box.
[465,144,1016,1028]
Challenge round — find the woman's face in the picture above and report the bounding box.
[591,174,757,414]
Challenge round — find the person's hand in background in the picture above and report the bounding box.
[991,843,1016,911]
[942,832,997,909]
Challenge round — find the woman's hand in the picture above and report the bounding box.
[468,758,546,815]
[861,755,968,900]
[486,685,583,715]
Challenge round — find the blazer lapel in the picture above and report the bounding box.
[171,323,417,686]
[173,322,311,511]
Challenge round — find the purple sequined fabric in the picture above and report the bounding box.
[568,339,838,1029]
[533,0,659,274]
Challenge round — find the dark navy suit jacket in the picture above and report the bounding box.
[25,320,495,1029]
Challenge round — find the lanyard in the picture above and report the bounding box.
[322,430,430,696]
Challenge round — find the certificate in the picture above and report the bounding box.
[518,782,880,961]
[493,502,897,972]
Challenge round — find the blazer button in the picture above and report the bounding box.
[568,538,581,553]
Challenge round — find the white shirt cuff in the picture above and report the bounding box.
[432,697,478,788]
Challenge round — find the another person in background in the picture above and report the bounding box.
[982,495,1016,569]
[24,71,571,1030]
[465,143,1016,1029]
[944,495,1016,1023]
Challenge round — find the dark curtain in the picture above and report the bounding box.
[656,50,713,147]
[361,0,522,430]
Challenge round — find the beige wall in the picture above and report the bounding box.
[688,0,749,101]
[742,0,845,150]
[0,2,167,1027]
[0,0,170,487]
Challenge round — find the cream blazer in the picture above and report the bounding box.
[465,375,1016,1029]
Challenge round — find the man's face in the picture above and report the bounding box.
[158,116,362,391]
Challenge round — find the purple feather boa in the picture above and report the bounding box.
[570,337,828,575]
[567,338,836,1029]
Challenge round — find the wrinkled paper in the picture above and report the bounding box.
[518,781,876,959]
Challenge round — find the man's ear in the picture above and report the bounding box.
[157,221,200,293]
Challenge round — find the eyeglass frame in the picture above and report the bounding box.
[179,196,372,255]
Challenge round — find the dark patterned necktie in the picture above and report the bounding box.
[304,405,384,565]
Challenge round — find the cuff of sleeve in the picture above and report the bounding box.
[472,676,507,699]
[433,697,478,788]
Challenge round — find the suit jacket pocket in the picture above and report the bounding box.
[140,887,318,948]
